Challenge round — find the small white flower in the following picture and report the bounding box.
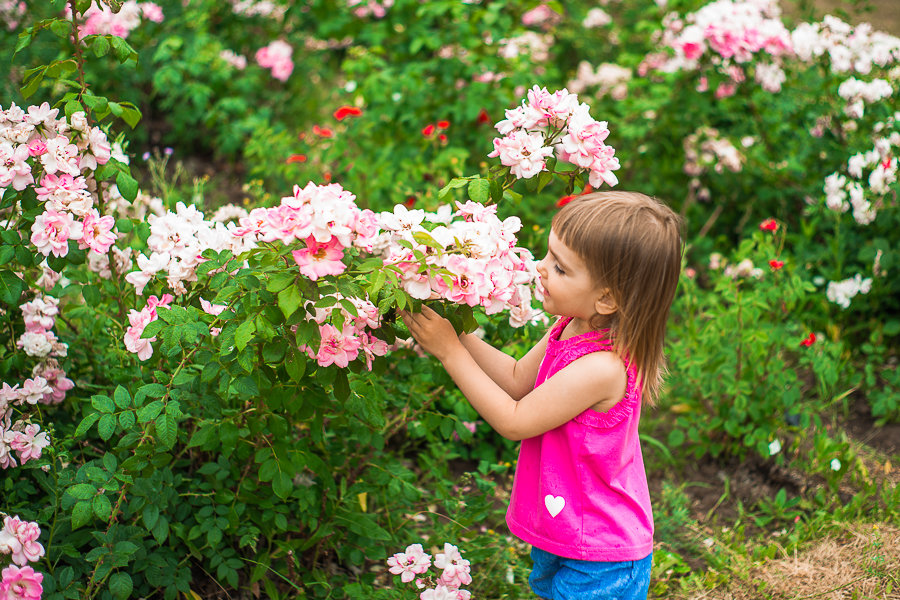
[768,439,782,456]
[830,458,842,471]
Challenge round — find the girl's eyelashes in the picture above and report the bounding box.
[553,264,565,275]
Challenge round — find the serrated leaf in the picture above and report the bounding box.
[108,572,133,600]
[138,382,167,399]
[90,35,110,57]
[113,385,131,409]
[0,269,26,305]
[119,411,135,429]
[467,178,490,203]
[272,471,292,499]
[75,412,100,437]
[98,413,117,440]
[234,320,256,351]
[155,413,176,449]
[142,503,159,529]
[91,394,114,413]
[71,501,92,529]
[93,494,112,521]
[137,400,164,423]
[67,483,96,500]
[277,285,303,320]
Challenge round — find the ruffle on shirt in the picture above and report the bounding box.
[547,317,640,430]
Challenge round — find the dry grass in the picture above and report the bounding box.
[683,523,900,600]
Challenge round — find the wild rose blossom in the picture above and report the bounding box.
[69,1,163,39]
[387,542,472,600]
[826,274,872,308]
[0,564,43,600]
[122,294,174,360]
[489,86,620,187]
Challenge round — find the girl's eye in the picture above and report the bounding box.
[553,264,565,275]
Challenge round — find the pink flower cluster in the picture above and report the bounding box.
[373,201,541,328]
[233,182,380,281]
[0,516,45,567]
[683,126,745,177]
[652,0,793,95]
[1,1,26,31]
[122,294,174,361]
[71,1,163,39]
[255,40,294,81]
[1,103,116,261]
[567,62,632,100]
[0,419,51,470]
[490,86,620,188]
[347,0,394,19]
[387,543,472,600]
[124,202,251,296]
[298,294,388,370]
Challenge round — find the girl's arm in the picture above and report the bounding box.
[458,328,551,400]
[402,307,626,441]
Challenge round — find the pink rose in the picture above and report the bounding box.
[0,565,44,600]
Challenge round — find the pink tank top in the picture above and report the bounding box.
[505,317,654,561]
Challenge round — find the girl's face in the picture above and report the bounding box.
[536,230,610,328]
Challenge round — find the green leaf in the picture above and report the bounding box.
[92,394,115,413]
[155,413,177,449]
[266,272,296,293]
[142,503,159,529]
[93,494,113,521]
[437,177,470,199]
[67,483,96,500]
[90,35,110,57]
[114,385,131,409]
[108,572,133,600]
[14,29,34,55]
[98,414,117,440]
[71,501,92,529]
[467,178,490,203]
[272,472,292,499]
[277,285,303,320]
[151,515,169,544]
[75,412,100,437]
[333,369,350,401]
[234,320,256,351]
[0,269,26,305]
[137,400,164,423]
[119,411,135,429]
[116,170,139,202]
[138,383,167,399]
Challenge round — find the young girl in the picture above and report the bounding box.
[401,191,684,600]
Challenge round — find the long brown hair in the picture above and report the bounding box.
[552,191,684,403]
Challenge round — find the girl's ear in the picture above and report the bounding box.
[594,290,617,315]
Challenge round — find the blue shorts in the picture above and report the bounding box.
[529,547,652,600]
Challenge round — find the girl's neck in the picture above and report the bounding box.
[559,314,613,341]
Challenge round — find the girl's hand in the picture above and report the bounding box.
[400,306,461,362]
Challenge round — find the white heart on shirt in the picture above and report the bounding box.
[544,494,565,518]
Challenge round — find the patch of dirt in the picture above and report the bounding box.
[844,394,900,458]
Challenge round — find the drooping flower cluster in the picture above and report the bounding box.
[298,294,389,370]
[1,295,74,469]
[791,15,900,75]
[255,40,294,81]
[219,49,248,70]
[1,102,117,262]
[122,294,174,361]
[230,0,287,20]
[521,4,562,29]
[651,0,794,95]
[387,543,472,600]
[1,1,26,31]
[837,78,893,120]
[826,274,873,308]
[347,0,394,19]
[373,202,541,328]
[124,202,251,295]
[822,114,899,225]
[232,182,380,281]
[582,8,612,29]
[497,32,553,62]
[70,1,163,39]
[708,253,764,280]
[567,62,632,100]
[489,86,620,188]
[683,126,745,177]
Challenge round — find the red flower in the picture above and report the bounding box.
[312,125,333,138]
[437,120,450,129]
[333,106,363,121]
[477,108,491,124]
[800,332,816,347]
[323,172,332,182]
[286,154,307,164]
[759,218,778,232]
[438,134,447,143]
[556,195,575,207]
[404,196,416,208]
[769,259,784,271]
[422,124,435,136]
